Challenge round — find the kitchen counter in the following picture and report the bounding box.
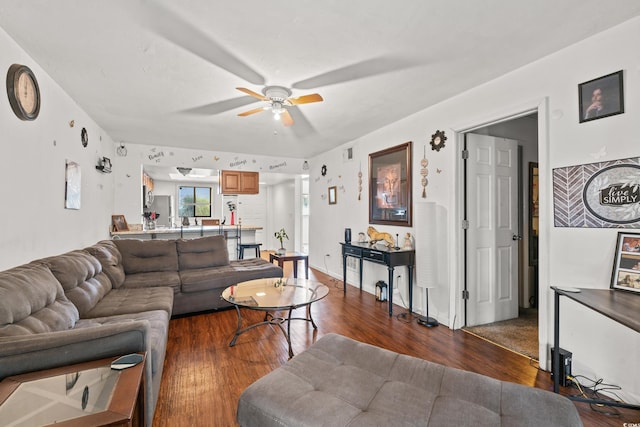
[111,225,261,241]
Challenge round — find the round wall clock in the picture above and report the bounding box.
[6,64,41,121]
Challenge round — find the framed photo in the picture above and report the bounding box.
[610,232,640,293]
[328,186,337,205]
[369,141,412,226]
[579,70,624,123]
[111,215,129,232]
[64,160,81,210]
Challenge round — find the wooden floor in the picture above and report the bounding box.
[153,258,637,426]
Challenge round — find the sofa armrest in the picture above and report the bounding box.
[0,320,151,380]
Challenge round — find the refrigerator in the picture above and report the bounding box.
[147,195,172,227]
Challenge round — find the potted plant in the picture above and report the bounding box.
[274,228,288,255]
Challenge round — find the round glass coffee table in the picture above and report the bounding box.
[222,277,329,358]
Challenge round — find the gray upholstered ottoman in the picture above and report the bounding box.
[237,333,582,426]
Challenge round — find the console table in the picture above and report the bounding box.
[551,286,640,410]
[341,242,415,316]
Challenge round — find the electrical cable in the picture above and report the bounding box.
[566,374,624,416]
[322,254,342,289]
[393,276,419,323]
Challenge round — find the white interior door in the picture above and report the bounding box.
[466,133,519,326]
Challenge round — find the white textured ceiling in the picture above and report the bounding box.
[2,0,640,159]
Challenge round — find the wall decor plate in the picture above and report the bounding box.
[81,127,88,147]
[430,130,446,152]
[553,156,640,228]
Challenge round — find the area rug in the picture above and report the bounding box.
[463,309,538,360]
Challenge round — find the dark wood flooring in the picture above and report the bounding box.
[153,257,638,426]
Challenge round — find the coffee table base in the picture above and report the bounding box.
[229,305,318,358]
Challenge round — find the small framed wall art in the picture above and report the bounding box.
[579,70,624,123]
[111,215,129,232]
[64,160,81,209]
[610,232,640,293]
[328,186,337,205]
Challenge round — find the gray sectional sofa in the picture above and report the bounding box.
[0,235,282,426]
[237,333,583,427]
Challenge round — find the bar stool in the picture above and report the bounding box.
[236,222,262,259]
[239,243,262,259]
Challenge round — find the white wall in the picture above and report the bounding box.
[0,26,115,270]
[267,180,296,251]
[309,17,640,403]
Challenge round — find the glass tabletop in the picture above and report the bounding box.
[222,277,329,310]
[0,366,119,427]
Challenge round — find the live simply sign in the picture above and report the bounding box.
[553,157,640,228]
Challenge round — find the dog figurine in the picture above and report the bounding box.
[367,226,395,248]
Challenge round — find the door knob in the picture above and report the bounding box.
[512,234,522,241]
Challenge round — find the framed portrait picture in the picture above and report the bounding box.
[111,215,129,232]
[328,186,337,205]
[579,70,624,123]
[610,232,640,293]
[369,141,412,226]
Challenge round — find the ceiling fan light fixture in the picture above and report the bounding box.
[176,167,192,176]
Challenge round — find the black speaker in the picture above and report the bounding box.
[345,228,351,243]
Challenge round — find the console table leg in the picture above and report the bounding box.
[388,267,394,317]
[342,255,347,294]
[553,290,560,393]
[408,265,414,315]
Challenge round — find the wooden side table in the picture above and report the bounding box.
[269,252,309,279]
[0,354,146,427]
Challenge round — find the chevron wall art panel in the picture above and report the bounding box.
[553,157,640,228]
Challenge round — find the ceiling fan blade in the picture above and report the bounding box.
[281,110,294,127]
[288,93,323,105]
[141,3,264,85]
[236,87,268,101]
[292,56,420,89]
[287,106,316,137]
[182,96,259,115]
[238,107,266,117]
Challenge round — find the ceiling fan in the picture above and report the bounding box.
[235,86,323,127]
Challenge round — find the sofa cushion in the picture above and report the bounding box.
[85,240,126,288]
[75,309,169,378]
[41,250,112,317]
[83,286,174,318]
[0,263,79,336]
[176,235,229,270]
[115,239,178,274]
[122,271,182,294]
[179,258,282,293]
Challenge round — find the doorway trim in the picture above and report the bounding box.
[451,97,550,369]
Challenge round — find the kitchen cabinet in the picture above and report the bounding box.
[220,170,259,194]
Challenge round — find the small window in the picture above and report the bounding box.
[178,186,211,217]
